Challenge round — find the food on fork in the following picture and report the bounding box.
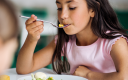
[59,24,64,27]
[0,75,10,80]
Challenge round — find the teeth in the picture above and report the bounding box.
[65,24,70,26]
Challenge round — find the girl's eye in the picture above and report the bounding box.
[69,7,76,10]
[57,8,62,11]
[57,7,76,11]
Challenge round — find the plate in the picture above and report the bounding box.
[18,74,88,80]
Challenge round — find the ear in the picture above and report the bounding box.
[89,9,95,17]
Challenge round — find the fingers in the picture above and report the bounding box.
[34,28,44,37]
[26,21,43,30]
[34,26,44,33]
[25,14,44,41]
[25,14,37,25]
[27,24,44,34]
[32,24,44,33]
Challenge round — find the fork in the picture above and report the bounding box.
[19,15,68,28]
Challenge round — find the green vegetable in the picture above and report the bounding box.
[36,78,42,80]
[47,77,54,80]
[35,78,46,80]
[31,73,36,80]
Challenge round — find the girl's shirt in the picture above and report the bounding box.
[54,35,128,74]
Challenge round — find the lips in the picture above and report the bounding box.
[63,24,70,27]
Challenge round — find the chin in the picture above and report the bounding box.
[64,31,76,35]
[63,25,77,35]
[66,33,75,35]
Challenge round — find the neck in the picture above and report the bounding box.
[76,33,98,46]
[75,19,98,46]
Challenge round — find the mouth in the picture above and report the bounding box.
[64,24,71,27]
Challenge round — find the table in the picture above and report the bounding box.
[2,68,57,80]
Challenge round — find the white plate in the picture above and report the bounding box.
[18,74,88,80]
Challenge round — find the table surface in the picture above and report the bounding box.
[2,68,58,80]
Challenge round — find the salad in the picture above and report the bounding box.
[31,72,54,80]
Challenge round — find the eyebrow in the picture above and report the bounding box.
[56,0,73,4]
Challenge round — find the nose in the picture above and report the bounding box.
[60,9,69,20]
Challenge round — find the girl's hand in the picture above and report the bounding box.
[73,66,91,78]
[25,14,44,42]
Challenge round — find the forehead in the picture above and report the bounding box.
[56,0,79,4]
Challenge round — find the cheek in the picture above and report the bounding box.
[72,10,90,28]
[58,12,61,22]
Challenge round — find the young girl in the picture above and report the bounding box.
[16,0,128,80]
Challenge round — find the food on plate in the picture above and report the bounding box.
[0,75,10,80]
[35,72,47,80]
[31,72,63,80]
[47,77,54,80]
[59,24,64,27]
[31,72,47,80]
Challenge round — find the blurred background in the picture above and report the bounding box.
[3,0,128,69]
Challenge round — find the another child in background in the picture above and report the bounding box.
[0,0,19,74]
[16,0,128,80]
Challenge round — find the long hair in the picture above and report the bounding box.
[52,0,128,74]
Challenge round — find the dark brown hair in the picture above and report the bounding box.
[52,0,128,74]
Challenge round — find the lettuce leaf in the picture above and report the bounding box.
[36,78,42,80]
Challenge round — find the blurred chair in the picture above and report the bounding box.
[115,11,128,31]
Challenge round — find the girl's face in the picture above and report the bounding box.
[56,0,95,35]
